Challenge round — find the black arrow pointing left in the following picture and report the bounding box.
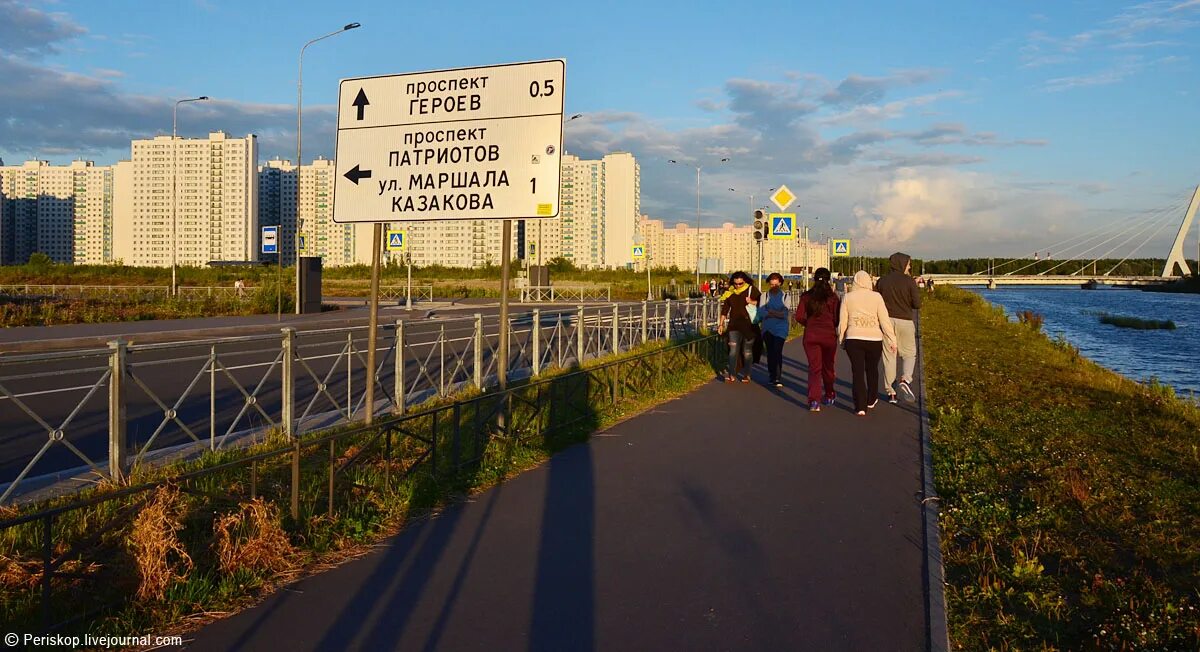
[344,164,372,185]
[352,88,369,120]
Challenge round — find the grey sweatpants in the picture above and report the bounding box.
[882,317,917,390]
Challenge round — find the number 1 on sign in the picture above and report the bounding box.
[531,178,536,193]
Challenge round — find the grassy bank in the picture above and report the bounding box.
[0,337,720,640]
[0,281,293,327]
[0,262,709,325]
[923,286,1200,650]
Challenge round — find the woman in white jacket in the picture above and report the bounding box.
[836,271,898,416]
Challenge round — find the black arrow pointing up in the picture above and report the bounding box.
[352,88,369,120]
[344,164,372,185]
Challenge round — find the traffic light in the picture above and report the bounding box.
[753,210,766,241]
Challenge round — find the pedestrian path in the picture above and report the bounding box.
[181,337,930,651]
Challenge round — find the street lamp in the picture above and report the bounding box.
[670,157,728,288]
[171,96,209,297]
[295,22,360,314]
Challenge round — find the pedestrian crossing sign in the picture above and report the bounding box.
[632,245,645,259]
[768,213,796,240]
[832,239,851,257]
[386,230,407,251]
[298,235,308,253]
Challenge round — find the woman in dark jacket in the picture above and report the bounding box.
[717,271,761,383]
[794,268,840,411]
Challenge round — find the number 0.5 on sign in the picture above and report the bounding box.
[333,60,565,224]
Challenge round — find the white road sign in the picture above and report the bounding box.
[333,60,565,223]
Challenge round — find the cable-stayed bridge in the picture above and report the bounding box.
[929,185,1199,288]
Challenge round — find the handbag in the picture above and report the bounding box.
[746,292,760,324]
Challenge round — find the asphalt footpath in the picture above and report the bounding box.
[179,337,929,651]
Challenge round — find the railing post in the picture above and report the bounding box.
[641,301,648,344]
[209,344,216,451]
[577,305,586,364]
[532,308,542,376]
[107,340,127,482]
[394,319,405,414]
[665,299,672,340]
[612,304,620,354]
[473,313,484,389]
[281,328,295,439]
[439,323,446,397]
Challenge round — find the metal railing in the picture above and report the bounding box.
[519,285,611,302]
[176,286,254,301]
[378,285,435,302]
[0,284,171,301]
[0,298,720,506]
[0,334,723,634]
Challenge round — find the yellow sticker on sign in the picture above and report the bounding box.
[537,203,553,216]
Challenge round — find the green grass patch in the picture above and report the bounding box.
[1097,312,1177,330]
[0,336,722,640]
[924,286,1200,650]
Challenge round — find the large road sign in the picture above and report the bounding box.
[770,186,795,211]
[333,60,565,223]
[768,213,795,240]
[261,225,278,254]
[832,239,851,257]
[386,230,407,251]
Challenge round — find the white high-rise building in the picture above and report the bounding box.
[524,152,640,269]
[0,160,114,265]
[640,217,829,275]
[258,157,373,267]
[122,132,258,267]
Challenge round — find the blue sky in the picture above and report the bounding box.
[2,0,1198,257]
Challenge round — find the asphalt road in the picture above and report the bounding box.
[0,301,690,497]
[179,337,929,651]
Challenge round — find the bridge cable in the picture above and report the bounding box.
[1002,200,1185,276]
[1074,208,1183,275]
[989,208,1161,275]
[1104,207,1189,275]
[1037,202,1184,275]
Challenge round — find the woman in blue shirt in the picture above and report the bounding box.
[760,272,791,388]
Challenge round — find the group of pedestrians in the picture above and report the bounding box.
[716,252,921,417]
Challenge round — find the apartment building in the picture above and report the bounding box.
[640,217,830,274]
[120,131,258,267]
[0,160,114,265]
[259,157,374,267]
[523,152,640,269]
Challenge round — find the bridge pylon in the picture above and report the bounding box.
[1162,184,1200,277]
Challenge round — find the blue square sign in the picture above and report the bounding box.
[261,225,279,254]
[768,213,795,240]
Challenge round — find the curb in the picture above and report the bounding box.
[917,313,951,652]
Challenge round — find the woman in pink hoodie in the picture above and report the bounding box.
[836,271,897,416]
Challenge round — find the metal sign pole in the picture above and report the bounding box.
[406,251,413,309]
[498,219,513,389]
[364,223,382,425]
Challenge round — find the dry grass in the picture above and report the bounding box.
[128,485,193,601]
[0,554,40,590]
[213,499,294,575]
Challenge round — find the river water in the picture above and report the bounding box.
[972,287,1200,397]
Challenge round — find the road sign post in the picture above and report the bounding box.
[633,245,650,300]
[332,59,565,397]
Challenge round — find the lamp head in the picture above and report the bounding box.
[344,22,361,30]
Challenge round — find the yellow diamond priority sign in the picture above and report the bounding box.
[770,185,796,211]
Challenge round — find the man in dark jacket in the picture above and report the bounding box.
[874,252,921,402]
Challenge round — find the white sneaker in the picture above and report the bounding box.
[899,380,916,402]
